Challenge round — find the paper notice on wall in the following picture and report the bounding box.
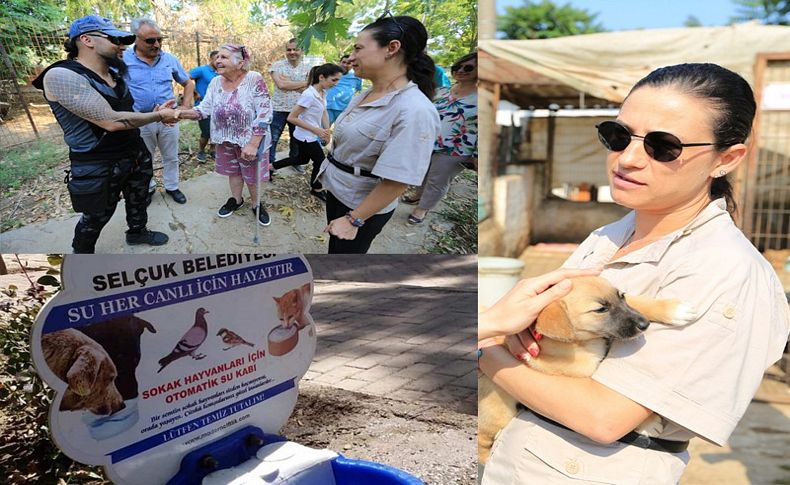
[762,82,790,110]
[31,254,316,485]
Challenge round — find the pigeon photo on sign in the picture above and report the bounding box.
[30,254,316,485]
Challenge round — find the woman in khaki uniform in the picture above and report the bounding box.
[318,14,440,254]
[478,64,790,484]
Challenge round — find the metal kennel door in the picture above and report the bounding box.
[741,53,790,250]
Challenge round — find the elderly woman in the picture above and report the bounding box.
[403,52,477,224]
[180,44,273,225]
[319,14,441,254]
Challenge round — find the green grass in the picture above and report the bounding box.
[0,140,68,193]
[178,120,201,153]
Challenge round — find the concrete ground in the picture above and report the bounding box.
[307,255,477,416]
[290,255,478,483]
[0,165,475,254]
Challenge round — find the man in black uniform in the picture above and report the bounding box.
[32,15,180,253]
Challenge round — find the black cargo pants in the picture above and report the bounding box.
[71,146,153,253]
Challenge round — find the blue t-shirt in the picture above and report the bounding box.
[434,65,452,88]
[189,64,217,105]
[123,48,190,112]
[326,71,363,111]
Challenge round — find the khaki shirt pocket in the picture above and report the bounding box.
[519,424,647,484]
[354,120,391,155]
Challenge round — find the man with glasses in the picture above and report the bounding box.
[31,15,179,252]
[268,38,310,175]
[124,17,194,205]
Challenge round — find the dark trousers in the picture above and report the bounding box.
[272,138,325,190]
[269,110,299,164]
[72,151,153,253]
[325,191,394,254]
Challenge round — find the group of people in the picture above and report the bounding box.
[34,13,478,254]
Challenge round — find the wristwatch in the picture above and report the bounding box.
[345,212,365,228]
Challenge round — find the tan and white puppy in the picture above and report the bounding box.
[478,276,696,464]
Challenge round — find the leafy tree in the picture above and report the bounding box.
[731,0,789,25]
[0,0,65,83]
[64,0,152,22]
[498,0,605,39]
[684,15,703,27]
[271,0,475,66]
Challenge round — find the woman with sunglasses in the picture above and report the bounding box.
[178,45,273,226]
[318,13,440,253]
[402,52,477,225]
[479,63,789,483]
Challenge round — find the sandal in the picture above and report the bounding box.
[401,194,421,205]
[407,214,425,225]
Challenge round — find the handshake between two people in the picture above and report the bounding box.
[153,99,201,126]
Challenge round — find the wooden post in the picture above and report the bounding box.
[195,31,201,67]
[0,40,39,138]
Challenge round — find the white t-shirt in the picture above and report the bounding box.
[292,85,325,143]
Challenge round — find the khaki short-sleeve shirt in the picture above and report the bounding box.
[318,82,440,214]
[483,199,789,484]
[564,198,788,446]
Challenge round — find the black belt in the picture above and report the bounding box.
[327,153,378,179]
[529,409,689,453]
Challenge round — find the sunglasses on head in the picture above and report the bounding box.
[377,9,405,37]
[142,36,165,45]
[596,120,715,162]
[86,33,124,46]
[452,64,475,73]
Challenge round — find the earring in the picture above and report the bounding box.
[717,170,727,178]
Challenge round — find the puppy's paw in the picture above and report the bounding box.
[668,301,697,325]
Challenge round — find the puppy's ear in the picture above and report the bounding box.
[66,347,102,396]
[535,300,574,341]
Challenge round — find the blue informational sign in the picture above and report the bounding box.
[31,254,316,485]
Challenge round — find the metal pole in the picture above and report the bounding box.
[0,40,39,138]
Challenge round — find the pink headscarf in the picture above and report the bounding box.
[222,44,251,70]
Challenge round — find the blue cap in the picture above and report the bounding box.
[69,15,135,44]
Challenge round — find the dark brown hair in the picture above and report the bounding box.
[630,63,756,215]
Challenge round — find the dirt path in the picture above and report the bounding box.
[282,382,476,485]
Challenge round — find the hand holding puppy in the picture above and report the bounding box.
[478,268,601,342]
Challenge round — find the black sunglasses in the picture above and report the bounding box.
[142,36,165,45]
[596,121,715,162]
[86,33,124,46]
[452,64,475,73]
[377,10,405,37]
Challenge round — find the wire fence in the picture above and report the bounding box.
[0,22,298,151]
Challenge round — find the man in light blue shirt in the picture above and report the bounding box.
[123,17,194,205]
[189,50,218,162]
[326,55,362,125]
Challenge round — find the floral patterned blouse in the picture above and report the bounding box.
[433,86,478,157]
[195,71,272,149]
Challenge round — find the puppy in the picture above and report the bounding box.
[42,329,125,415]
[478,276,695,464]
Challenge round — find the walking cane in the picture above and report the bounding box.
[254,144,263,246]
